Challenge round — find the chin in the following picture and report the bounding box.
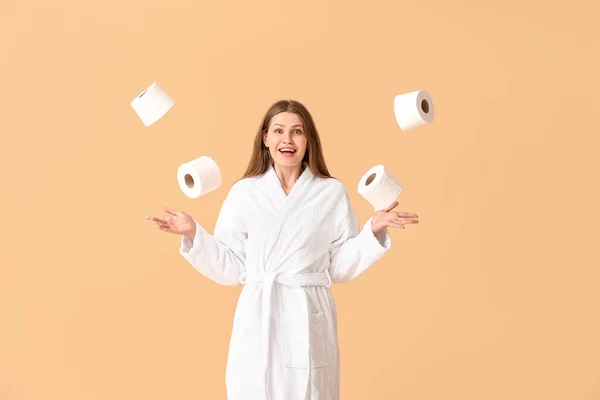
[277,156,302,167]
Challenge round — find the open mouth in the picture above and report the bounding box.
[279,148,297,156]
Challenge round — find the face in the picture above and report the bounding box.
[263,112,308,170]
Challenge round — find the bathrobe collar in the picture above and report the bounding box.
[264,161,314,205]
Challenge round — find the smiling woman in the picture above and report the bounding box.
[145,99,419,400]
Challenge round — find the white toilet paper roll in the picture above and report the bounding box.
[177,156,222,199]
[357,165,403,211]
[393,89,434,131]
[130,83,174,127]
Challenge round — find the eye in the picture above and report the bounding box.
[293,129,302,134]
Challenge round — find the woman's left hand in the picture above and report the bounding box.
[371,201,419,234]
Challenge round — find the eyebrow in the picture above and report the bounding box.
[273,124,303,128]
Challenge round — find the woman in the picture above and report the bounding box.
[145,99,419,400]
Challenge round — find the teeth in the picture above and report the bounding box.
[280,149,295,153]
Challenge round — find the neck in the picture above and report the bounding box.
[273,163,304,189]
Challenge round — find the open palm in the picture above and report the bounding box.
[145,207,195,238]
[371,201,419,234]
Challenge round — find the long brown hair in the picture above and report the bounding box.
[240,99,333,180]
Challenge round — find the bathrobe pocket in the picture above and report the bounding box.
[229,310,261,367]
[282,310,328,368]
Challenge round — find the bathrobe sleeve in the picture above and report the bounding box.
[179,183,247,286]
[328,188,392,283]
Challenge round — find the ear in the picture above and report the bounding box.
[263,132,268,147]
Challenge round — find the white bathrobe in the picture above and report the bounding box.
[179,165,392,400]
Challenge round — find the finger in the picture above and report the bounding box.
[396,212,418,218]
[149,217,170,227]
[152,221,169,231]
[384,201,399,212]
[386,222,405,229]
[159,225,180,235]
[156,220,174,230]
[397,218,419,225]
[145,216,166,223]
[156,219,170,227]
[164,206,178,216]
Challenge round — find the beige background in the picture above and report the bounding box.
[1,0,599,399]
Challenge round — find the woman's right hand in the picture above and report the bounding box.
[145,207,196,240]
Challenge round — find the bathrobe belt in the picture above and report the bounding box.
[239,270,333,400]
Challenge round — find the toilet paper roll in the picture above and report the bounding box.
[130,83,174,127]
[177,156,222,199]
[357,165,403,211]
[393,89,434,131]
